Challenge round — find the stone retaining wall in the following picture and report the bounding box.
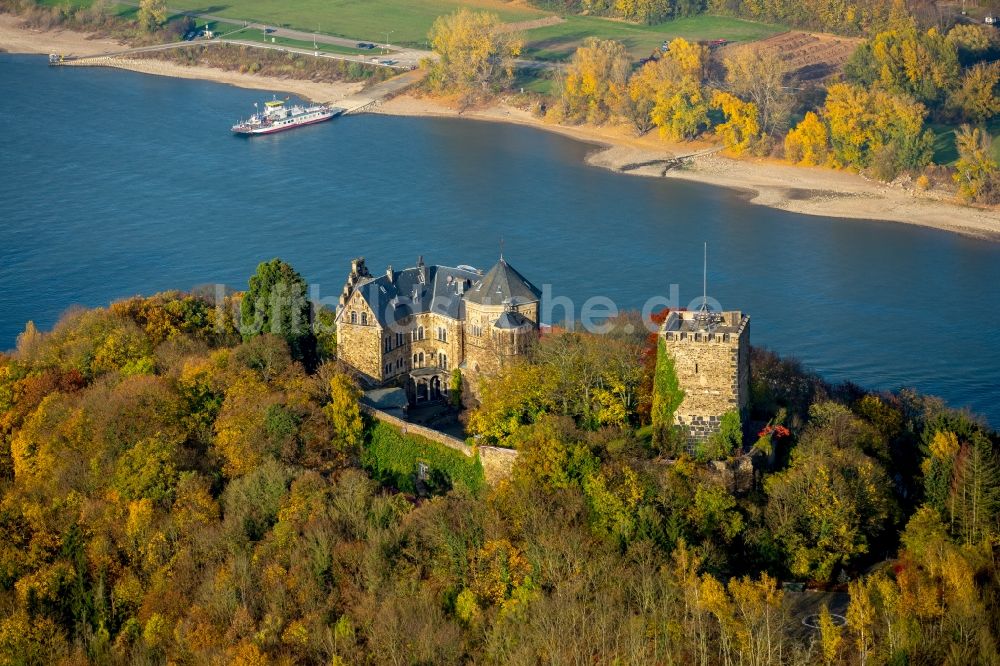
[362,406,517,484]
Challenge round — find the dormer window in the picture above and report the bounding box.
[361,312,368,326]
[350,311,357,324]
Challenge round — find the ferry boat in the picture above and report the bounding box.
[232,98,343,136]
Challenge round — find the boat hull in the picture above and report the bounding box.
[232,108,342,136]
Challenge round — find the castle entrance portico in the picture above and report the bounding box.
[410,367,448,404]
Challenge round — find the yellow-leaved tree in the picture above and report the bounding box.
[954,124,999,203]
[813,82,933,179]
[556,38,630,125]
[324,373,364,456]
[629,38,709,141]
[784,111,830,166]
[711,91,761,156]
[427,9,522,104]
[137,0,167,33]
[951,62,1000,124]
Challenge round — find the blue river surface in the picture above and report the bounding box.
[1,53,999,425]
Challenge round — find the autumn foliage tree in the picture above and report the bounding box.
[722,45,793,141]
[784,111,829,166]
[953,124,1000,203]
[784,82,933,180]
[711,91,762,156]
[628,38,709,141]
[427,9,522,103]
[137,0,166,33]
[555,38,630,125]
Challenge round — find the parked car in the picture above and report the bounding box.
[264,27,276,33]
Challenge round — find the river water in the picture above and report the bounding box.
[1,54,998,424]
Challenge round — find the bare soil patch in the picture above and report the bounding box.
[496,15,565,33]
[716,30,862,82]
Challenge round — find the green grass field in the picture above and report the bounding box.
[168,0,783,55]
[521,14,786,60]
[224,27,370,54]
[170,0,545,46]
[35,0,785,64]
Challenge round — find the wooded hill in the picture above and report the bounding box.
[1,261,998,664]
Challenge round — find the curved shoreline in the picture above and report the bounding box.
[3,15,998,242]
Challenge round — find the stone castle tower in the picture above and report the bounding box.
[659,307,750,442]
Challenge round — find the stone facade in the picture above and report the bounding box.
[660,309,750,442]
[336,256,541,404]
[337,288,383,380]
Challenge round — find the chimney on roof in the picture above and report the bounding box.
[386,264,393,283]
[417,255,427,284]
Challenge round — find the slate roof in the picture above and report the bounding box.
[345,258,540,328]
[464,258,542,307]
[494,310,532,330]
[362,387,409,410]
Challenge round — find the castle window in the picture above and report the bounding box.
[350,311,357,324]
[413,353,419,367]
[437,326,447,342]
[695,362,699,374]
[418,326,425,340]
[361,312,368,326]
[397,333,404,347]
[439,353,448,370]
[384,337,391,352]
[418,351,425,367]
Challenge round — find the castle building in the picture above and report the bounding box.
[660,306,750,442]
[335,256,541,403]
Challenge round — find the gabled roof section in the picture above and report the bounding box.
[465,258,542,307]
[346,262,481,328]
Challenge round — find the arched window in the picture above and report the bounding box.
[361,312,368,326]
[350,311,357,324]
[418,351,424,366]
[413,353,419,367]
